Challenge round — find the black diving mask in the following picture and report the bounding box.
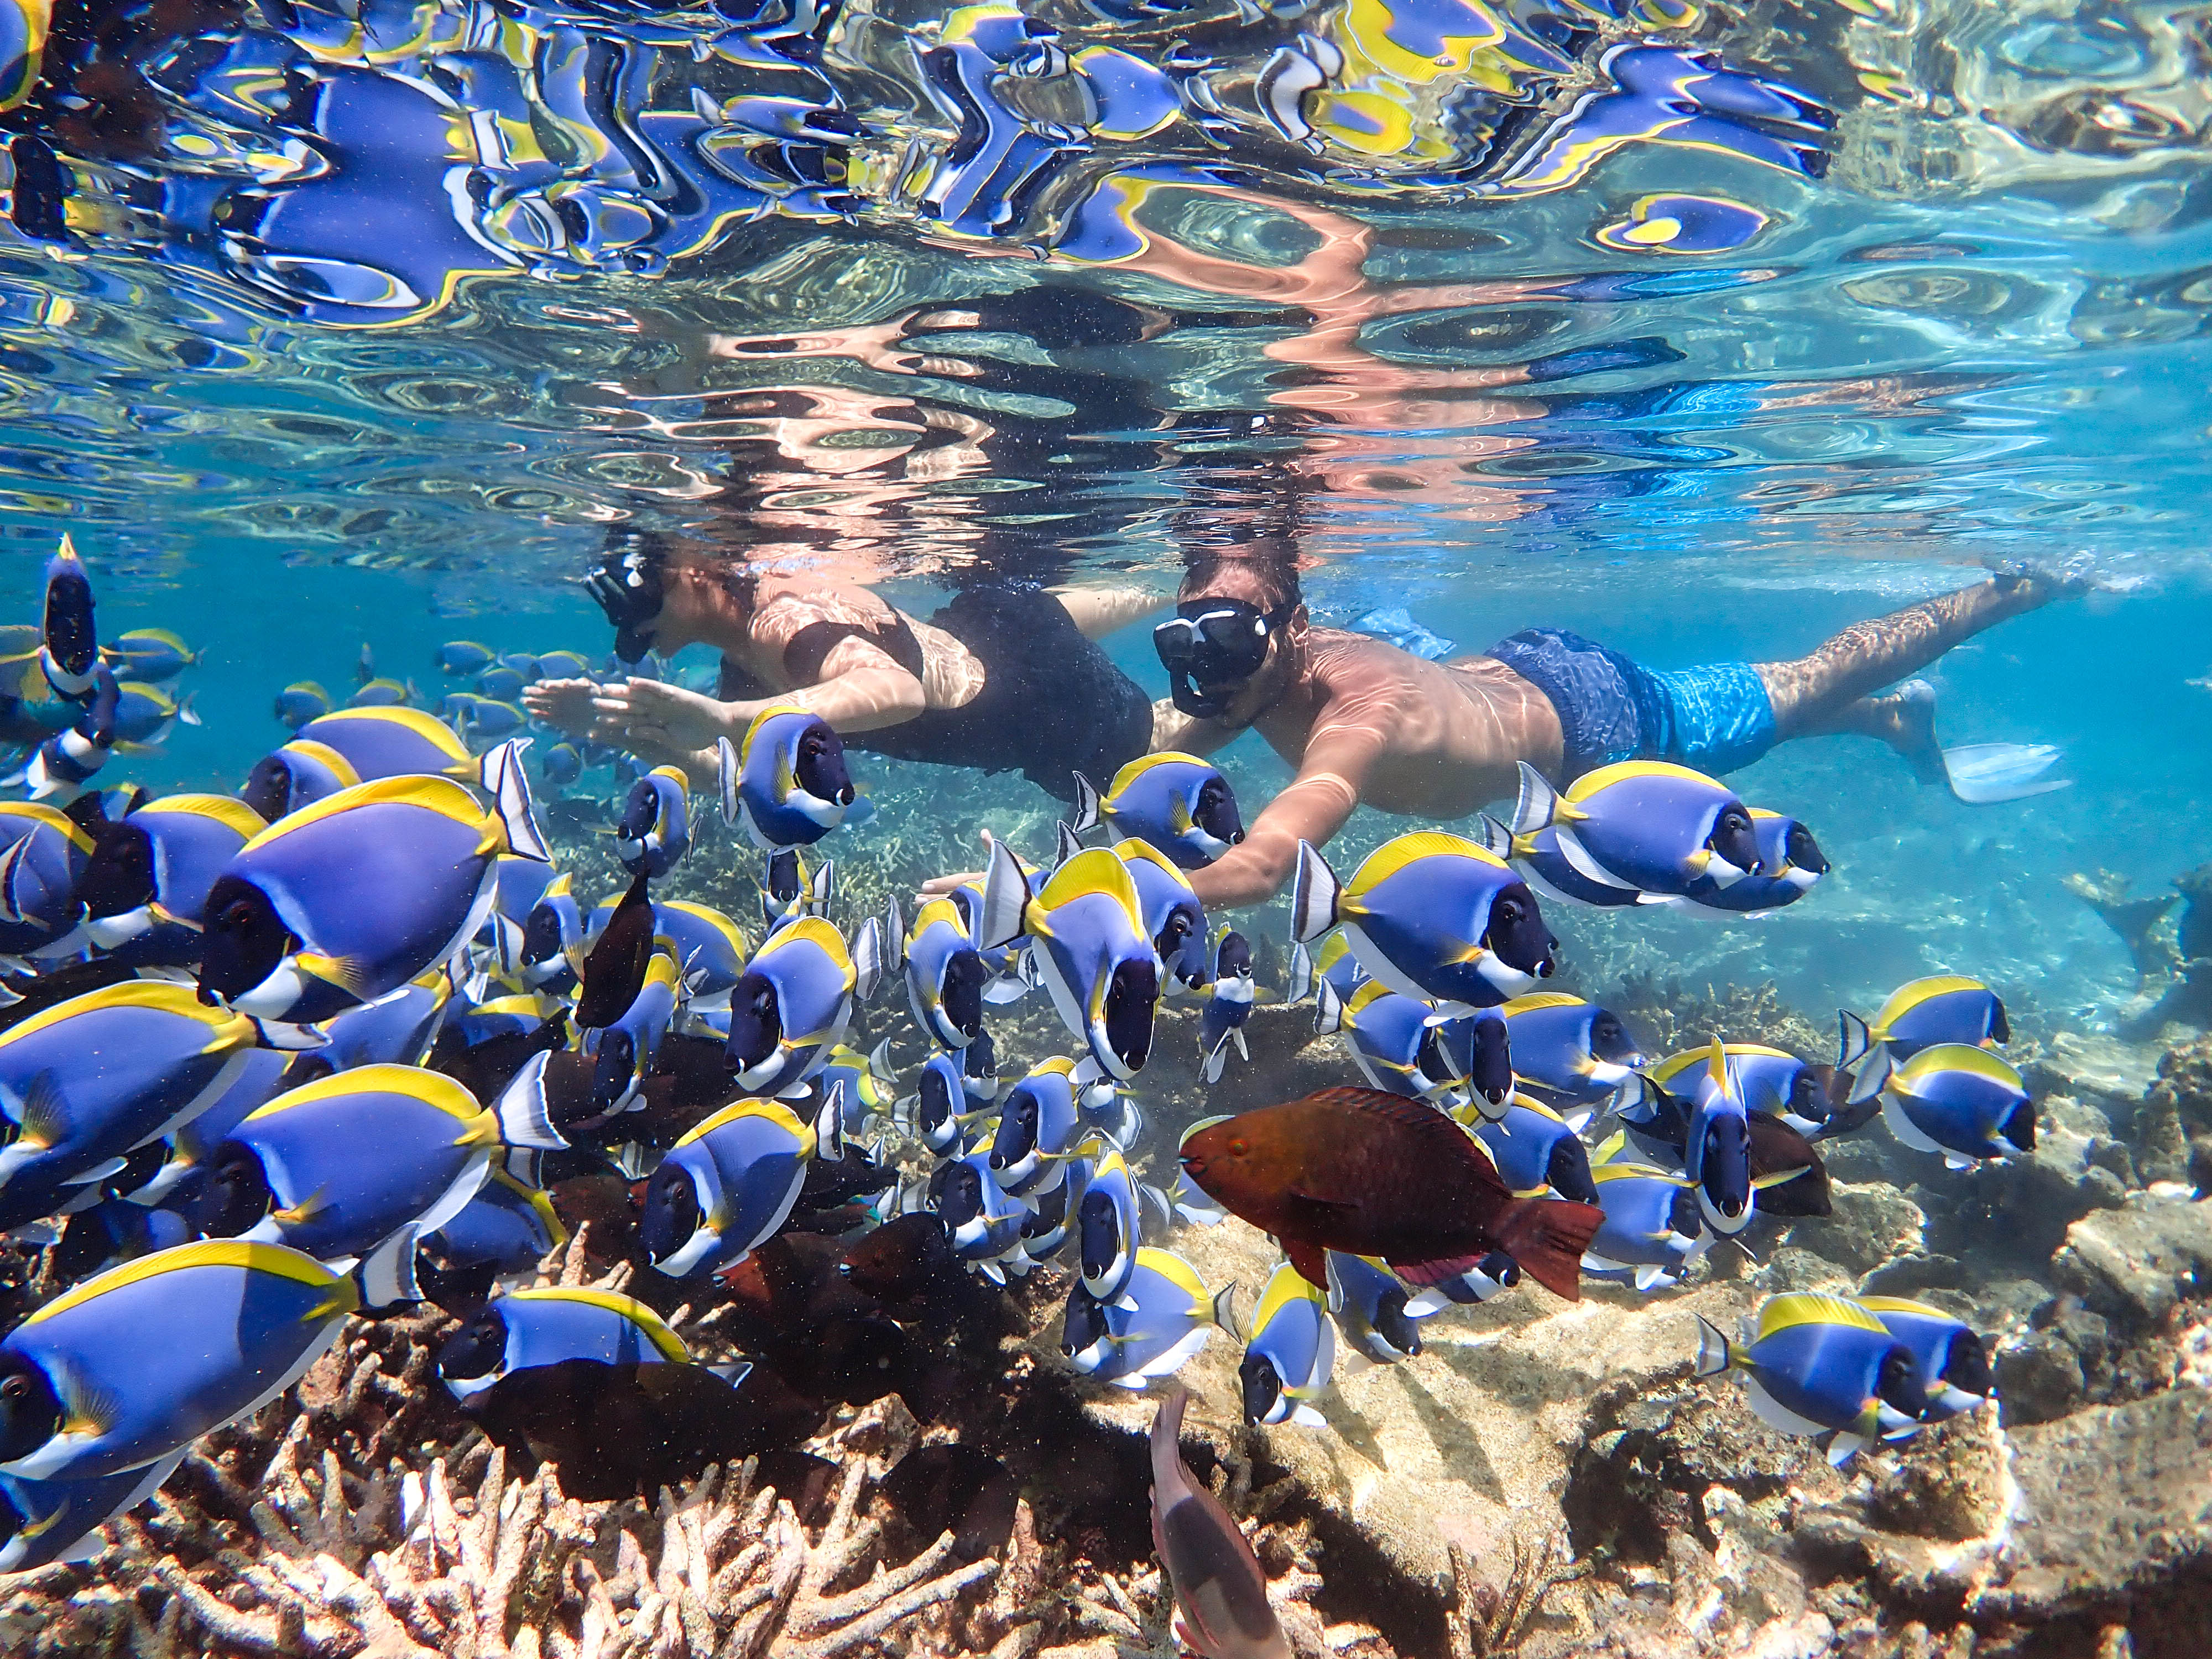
[582,544,665,664]
[1155,599,1287,718]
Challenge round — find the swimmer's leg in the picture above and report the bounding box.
[1805,681,1946,782]
[1753,573,2054,763]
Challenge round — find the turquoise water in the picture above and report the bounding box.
[2,0,2212,1651]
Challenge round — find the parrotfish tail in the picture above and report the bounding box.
[357,1224,424,1310]
[1149,1385,1191,1494]
[1511,762,1562,838]
[1288,841,1339,945]
[1692,1315,1734,1379]
[1493,1196,1604,1301]
[1055,821,1084,867]
[1070,771,1101,836]
[715,737,739,827]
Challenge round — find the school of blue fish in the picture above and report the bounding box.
[0,541,2030,1609]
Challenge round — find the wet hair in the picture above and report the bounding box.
[1177,547,1302,615]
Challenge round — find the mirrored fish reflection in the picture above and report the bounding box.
[0,0,1830,328]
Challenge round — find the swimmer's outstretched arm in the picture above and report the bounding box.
[581,634,929,750]
[1050,585,1171,641]
[1186,722,1386,910]
[1147,699,1239,757]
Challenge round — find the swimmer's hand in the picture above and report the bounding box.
[521,678,603,741]
[591,678,744,752]
[919,830,994,897]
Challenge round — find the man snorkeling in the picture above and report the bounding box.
[525,534,1162,801]
[1147,547,2086,910]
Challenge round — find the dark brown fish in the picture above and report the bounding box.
[573,870,654,1030]
[1178,1086,1601,1299]
[1150,1387,1289,1659]
[1746,1112,1830,1217]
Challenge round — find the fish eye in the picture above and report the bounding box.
[0,1377,23,1399]
[1228,1137,1248,1157]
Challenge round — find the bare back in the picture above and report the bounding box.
[725,573,985,710]
[1178,627,1564,907]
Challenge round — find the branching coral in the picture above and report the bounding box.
[0,1337,1005,1658]
[1445,1532,1588,1659]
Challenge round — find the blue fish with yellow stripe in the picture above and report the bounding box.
[0,981,263,1218]
[887,893,989,1051]
[1240,1258,1333,1428]
[101,628,199,683]
[1324,1251,1434,1367]
[1858,1296,1994,1420]
[727,705,861,852]
[1467,1097,1599,1204]
[1839,974,2010,1105]
[615,765,691,879]
[1695,1293,1927,1465]
[1510,760,1765,902]
[0,801,95,953]
[639,1097,815,1277]
[295,706,480,784]
[1579,1142,1707,1292]
[272,684,333,732]
[241,739,359,822]
[1198,931,1254,1084]
[1062,1246,1233,1390]
[930,1146,1030,1282]
[1071,751,1243,870]
[988,1056,1083,1198]
[583,949,682,1114]
[1878,1044,2034,1168]
[437,1287,688,1401]
[0,1239,368,1482]
[978,842,1159,1081]
[424,1165,567,1281]
[1679,811,1829,914]
[197,749,547,1024]
[1316,974,1467,1107]
[196,1062,560,1267]
[723,914,872,1097]
[1495,992,1645,1108]
[1291,830,1556,1016]
[74,794,265,964]
[1115,838,1209,992]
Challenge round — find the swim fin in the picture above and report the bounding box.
[1940,742,2072,805]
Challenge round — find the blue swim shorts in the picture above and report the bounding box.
[1484,628,1777,781]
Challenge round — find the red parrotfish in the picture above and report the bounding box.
[1177,1087,1603,1300]
[1150,1387,1290,1659]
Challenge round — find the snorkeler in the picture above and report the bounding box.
[525,535,1164,802]
[1146,547,2087,910]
